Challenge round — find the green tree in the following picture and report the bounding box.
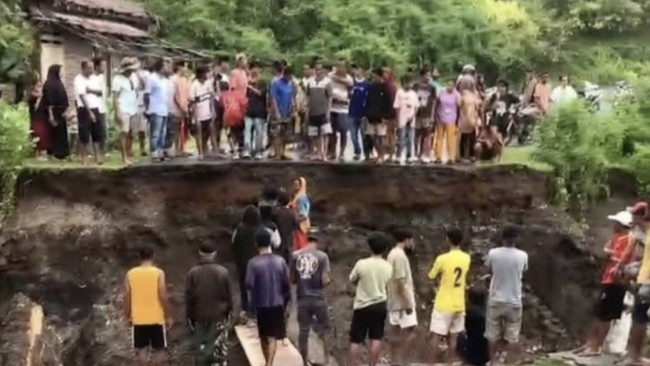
[0,0,34,82]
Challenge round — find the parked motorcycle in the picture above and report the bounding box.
[577,81,602,112]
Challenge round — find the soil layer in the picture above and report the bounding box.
[0,162,602,365]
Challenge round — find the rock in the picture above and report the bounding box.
[0,293,63,366]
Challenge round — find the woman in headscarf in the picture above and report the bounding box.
[26,74,50,159]
[289,177,311,251]
[40,65,70,160]
[231,205,264,321]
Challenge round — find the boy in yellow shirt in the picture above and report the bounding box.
[427,227,471,364]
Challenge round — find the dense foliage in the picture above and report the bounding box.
[0,102,32,225]
[141,0,650,83]
[0,0,34,83]
[533,82,650,217]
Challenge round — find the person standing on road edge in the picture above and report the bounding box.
[185,243,233,366]
[144,57,171,163]
[427,227,471,364]
[347,232,393,366]
[112,57,139,164]
[269,67,297,160]
[485,224,529,364]
[348,64,370,161]
[387,228,418,366]
[246,230,291,366]
[124,245,172,366]
[291,235,332,366]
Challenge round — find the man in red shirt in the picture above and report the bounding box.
[576,210,635,356]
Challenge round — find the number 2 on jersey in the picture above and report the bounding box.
[453,267,463,287]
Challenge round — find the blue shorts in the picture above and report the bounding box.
[330,112,350,133]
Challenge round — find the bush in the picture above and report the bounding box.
[0,101,32,225]
[534,81,650,217]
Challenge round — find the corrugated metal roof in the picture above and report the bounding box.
[60,0,149,18]
[49,11,149,37]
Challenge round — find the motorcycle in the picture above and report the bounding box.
[577,81,602,112]
[486,96,539,146]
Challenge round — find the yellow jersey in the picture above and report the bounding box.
[428,249,471,312]
[127,265,165,325]
[637,229,650,284]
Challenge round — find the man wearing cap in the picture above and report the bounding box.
[623,202,650,365]
[577,210,635,357]
[112,57,140,164]
[185,243,233,366]
[485,224,528,364]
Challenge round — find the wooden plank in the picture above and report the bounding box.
[235,324,304,366]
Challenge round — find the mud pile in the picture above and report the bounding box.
[0,162,602,365]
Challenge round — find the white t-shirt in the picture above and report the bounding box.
[393,88,419,127]
[90,73,107,113]
[550,86,578,105]
[328,72,353,114]
[190,79,214,122]
[486,246,528,306]
[74,74,100,109]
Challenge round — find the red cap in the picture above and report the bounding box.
[627,202,648,216]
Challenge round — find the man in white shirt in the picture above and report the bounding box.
[328,60,354,161]
[191,65,215,159]
[485,224,529,365]
[74,60,104,165]
[112,57,140,164]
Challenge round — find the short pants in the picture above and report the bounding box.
[429,310,465,336]
[132,324,167,350]
[257,306,286,339]
[364,120,387,137]
[485,302,523,343]
[595,283,627,322]
[77,107,106,144]
[388,309,418,329]
[349,301,387,344]
[308,114,333,137]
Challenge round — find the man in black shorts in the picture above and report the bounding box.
[347,232,393,366]
[246,229,291,366]
[305,61,333,160]
[74,60,105,165]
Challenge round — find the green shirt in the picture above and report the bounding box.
[387,246,416,311]
[349,257,393,310]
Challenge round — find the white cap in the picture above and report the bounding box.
[462,64,475,72]
[607,211,633,227]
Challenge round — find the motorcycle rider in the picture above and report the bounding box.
[486,79,519,138]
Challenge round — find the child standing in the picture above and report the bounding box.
[393,77,419,165]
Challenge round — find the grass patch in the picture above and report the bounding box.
[499,145,551,171]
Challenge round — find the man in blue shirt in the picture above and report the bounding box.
[246,229,291,366]
[349,65,370,161]
[269,67,296,160]
[144,57,171,162]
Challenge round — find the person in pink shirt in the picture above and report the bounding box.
[393,77,420,165]
[230,54,249,101]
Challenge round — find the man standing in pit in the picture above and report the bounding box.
[427,227,471,365]
[347,232,393,366]
[485,224,528,364]
[185,243,233,366]
[387,228,418,366]
[291,235,332,366]
[124,245,172,366]
[246,230,291,366]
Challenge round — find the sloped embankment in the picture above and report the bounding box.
[0,162,600,365]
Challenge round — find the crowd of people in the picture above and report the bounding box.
[122,175,535,366]
[27,54,580,166]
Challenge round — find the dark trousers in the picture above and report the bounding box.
[237,267,251,316]
[459,132,476,160]
[363,134,374,159]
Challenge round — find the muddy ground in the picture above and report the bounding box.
[0,162,608,365]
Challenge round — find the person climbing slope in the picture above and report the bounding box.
[290,177,311,251]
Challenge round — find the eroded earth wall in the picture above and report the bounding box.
[0,163,600,365]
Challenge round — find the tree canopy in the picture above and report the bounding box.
[140,0,650,83]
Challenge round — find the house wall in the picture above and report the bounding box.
[62,34,94,107]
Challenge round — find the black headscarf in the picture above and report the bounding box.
[41,65,69,110]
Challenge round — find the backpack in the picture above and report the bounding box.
[222,93,244,128]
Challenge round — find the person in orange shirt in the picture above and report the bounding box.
[576,211,634,357]
[124,245,172,366]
